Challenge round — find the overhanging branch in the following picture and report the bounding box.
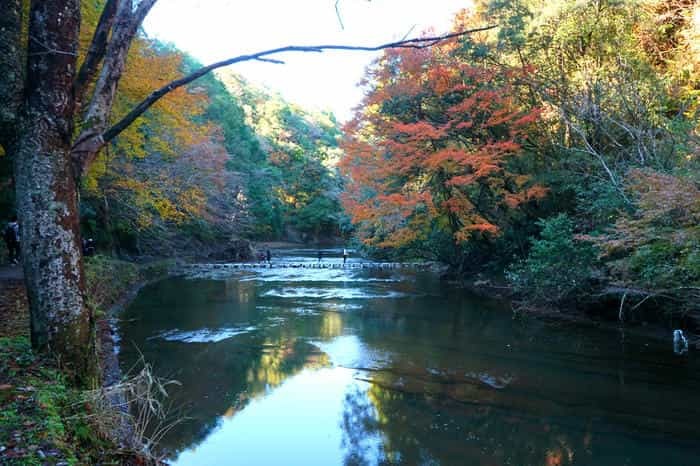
[101,26,496,145]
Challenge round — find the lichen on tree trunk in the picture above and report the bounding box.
[11,0,99,387]
[14,123,98,387]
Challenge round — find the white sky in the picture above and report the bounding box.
[143,0,472,121]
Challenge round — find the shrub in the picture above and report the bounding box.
[507,214,597,303]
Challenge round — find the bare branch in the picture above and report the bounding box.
[82,0,158,130]
[74,0,119,112]
[618,291,627,322]
[401,25,417,41]
[335,0,344,30]
[73,0,158,172]
[255,57,286,64]
[100,25,496,147]
[561,117,631,204]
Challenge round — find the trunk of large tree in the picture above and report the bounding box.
[14,125,98,387]
[11,0,99,387]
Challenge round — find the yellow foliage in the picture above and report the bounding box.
[78,0,213,228]
[78,0,209,157]
[111,37,209,158]
[178,187,207,217]
[153,198,185,223]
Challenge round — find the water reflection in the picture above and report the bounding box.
[118,250,700,465]
[245,339,330,391]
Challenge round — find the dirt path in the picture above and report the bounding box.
[0,265,28,338]
[0,264,22,281]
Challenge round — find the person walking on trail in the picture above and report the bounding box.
[266,249,272,266]
[343,248,348,265]
[4,215,20,265]
[318,250,322,263]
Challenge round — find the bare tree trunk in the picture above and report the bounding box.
[14,0,98,387]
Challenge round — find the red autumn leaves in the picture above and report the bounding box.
[340,44,544,248]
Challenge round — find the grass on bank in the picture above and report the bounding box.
[0,256,176,465]
[0,336,118,465]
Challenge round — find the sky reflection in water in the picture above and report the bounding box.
[118,250,700,466]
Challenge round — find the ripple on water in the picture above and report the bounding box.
[317,302,364,312]
[182,264,403,283]
[466,371,516,389]
[149,326,257,343]
[239,268,401,283]
[285,307,321,316]
[264,316,287,327]
[261,287,409,299]
[184,269,256,281]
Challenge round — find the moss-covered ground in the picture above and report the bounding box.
[0,336,120,465]
[0,256,174,465]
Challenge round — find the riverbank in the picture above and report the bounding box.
[452,272,700,351]
[0,257,175,465]
[0,266,122,465]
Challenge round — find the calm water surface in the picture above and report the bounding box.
[118,249,700,466]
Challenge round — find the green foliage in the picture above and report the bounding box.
[507,214,597,303]
[190,60,264,164]
[245,170,285,239]
[449,0,700,310]
[84,255,140,310]
[575,178,631,231]
[594,169,700,298]
[293,195,342,239]
[218,71,344,241]
[0,337,113,465]
[628,240,700,288]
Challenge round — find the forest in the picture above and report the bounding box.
[0,0,699,464]
[342,0,699,318]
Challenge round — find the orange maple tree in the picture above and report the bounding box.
[340,38,545,250]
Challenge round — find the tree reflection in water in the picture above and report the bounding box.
[154,338,331,458]
[340,376,589,466]
[119,261,700,466]
[341,386,384,465]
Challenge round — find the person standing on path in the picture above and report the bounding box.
[343,248,348,265]
[318,250,322,263]
[3,215,20,265]
[266,249,272,267]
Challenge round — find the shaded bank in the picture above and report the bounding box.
[0,257,175,465]
[447,270,700,350]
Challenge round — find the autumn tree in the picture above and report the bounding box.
[80,36,231,255]
[0,0,491,385]
[467,0,699,310]
[340,39,543,267]
[473,0,696,226]
[590,169,700,310]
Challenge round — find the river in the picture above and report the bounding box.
[118,248,700,466]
